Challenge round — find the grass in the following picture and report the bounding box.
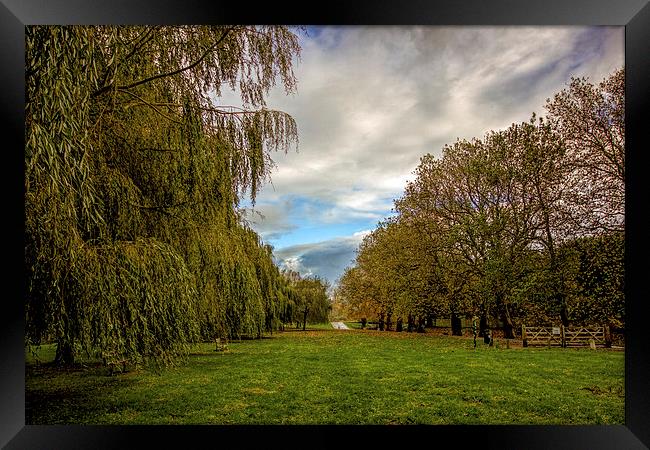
[303,322,333,330]
[26,329,624,425]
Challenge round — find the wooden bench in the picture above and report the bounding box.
[215,337,230,352]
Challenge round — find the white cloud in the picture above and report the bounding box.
[228,26,623,284]
[255,26,623,208]
[273,230,371,284]
[352,229,372,238]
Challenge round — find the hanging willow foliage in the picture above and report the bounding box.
[25,25,302,366]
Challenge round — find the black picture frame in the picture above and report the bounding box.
[3,1,649,448]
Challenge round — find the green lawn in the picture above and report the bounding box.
[25,329,624,425]
[304,322,334,330]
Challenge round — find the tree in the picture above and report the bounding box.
[397,131,531,338]
[396,160,478,335]
[25,25,302,366]
[545,69,625,235]
[338,69,625,338]
[292,276,331,330]
[395,117,574,337]
[565,231,625,328]
[520,69,625,326]
[335,266,378,322]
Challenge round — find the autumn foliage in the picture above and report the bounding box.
[336,69,625,337]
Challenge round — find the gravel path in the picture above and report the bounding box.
[331,321,350,330]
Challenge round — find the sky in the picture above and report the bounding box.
[225,26,624,288]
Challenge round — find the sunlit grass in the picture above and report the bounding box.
[26,329,624,425]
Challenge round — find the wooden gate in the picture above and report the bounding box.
[522,325,609,348]
[563,327,606,347]
[522,326,564,347]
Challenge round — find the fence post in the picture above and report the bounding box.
[560,324,565,348]
[522,324,527,347]
[605,324,612,348]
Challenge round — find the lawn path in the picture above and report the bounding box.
[331,321,350,330]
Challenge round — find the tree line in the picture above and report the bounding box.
[335,69,624,339]
[25,25,329,367]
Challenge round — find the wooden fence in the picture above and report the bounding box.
[522,325,610,348]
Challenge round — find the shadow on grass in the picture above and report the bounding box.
[26,361,140,424]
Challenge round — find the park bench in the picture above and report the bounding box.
[215,337,230,352]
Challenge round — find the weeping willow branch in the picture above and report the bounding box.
[116,88,182,124]
[91,26,236,98]
[26,25,303,367]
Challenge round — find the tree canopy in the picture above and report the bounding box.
[335,69,625,336]
[25,25,304,366]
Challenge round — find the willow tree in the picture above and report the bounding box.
[285,275,330,330]
[25,25,301,366]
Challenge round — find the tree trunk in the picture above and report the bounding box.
[604,324,612,348]
[451,313,462,336]
[378,312,385,331]
[54,338,74,366]
[302,308,308,331]
[479,314,488,337]
[483,328,493,345]
[386,312,393,331]
[417,317,426,333]
[407,314,414,332]
[501,313,515,339]
[559,299,569,327]
[426,315,434,328]
[396,317,403,332]
[551,251,569,327]
[501,303,515,339]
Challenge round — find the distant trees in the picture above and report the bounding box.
[25,25,303,366]
[337,266,377,322]
[336,69,625,336]
[293,276,332,330]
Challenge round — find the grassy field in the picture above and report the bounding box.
[25,328,624,425]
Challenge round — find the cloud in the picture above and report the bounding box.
[254,26,623,204]
[240,197,300,242]
[273,230,371,285]
[225,26,623,284]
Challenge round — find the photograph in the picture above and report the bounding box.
[23,23,626,425]
[3,1,648,447]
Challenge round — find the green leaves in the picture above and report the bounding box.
[25,25,302,366]
[339,69,624,332]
